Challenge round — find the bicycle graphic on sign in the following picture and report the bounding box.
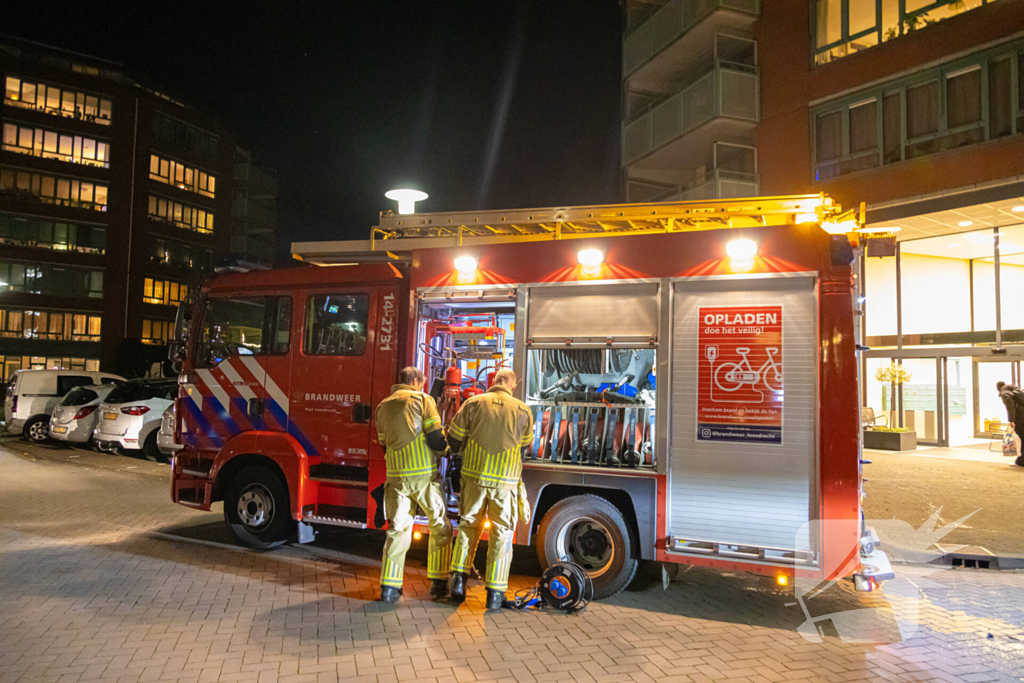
[706,344,782,403]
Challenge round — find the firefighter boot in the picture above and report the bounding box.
[430,579,449,599]
[449,572,467,603]
[379,585,402,603]
[485,588,505,611]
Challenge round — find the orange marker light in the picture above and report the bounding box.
[776,575,789,587]
[484,519,491,528]
[413,531,422,540]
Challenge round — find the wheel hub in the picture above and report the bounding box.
[30,421,48,441]
[237,484,274,530]
[555,516,615,577]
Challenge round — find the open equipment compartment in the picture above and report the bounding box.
[523,280,661,470]
[413,286,518,426]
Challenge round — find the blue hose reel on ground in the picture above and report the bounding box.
[508,561,594,614]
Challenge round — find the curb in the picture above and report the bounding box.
[885,543,1024,571]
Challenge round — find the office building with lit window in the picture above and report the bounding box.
[622,0,1024,447]
[0,35,236,379]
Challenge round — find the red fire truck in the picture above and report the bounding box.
[169,195,892,599]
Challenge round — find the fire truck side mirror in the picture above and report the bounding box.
[173,299,193,343]
[167,341,185,374]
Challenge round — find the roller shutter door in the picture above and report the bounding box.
[669,275,817,554]
[528,282,659,341]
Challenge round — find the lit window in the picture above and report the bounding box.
[4,75,112,124]
[814,0,999,66]
[0,123,110,168]
[149,153,216,198]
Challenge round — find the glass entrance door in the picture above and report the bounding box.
[974,359,1021,438]
[898,358,944,447]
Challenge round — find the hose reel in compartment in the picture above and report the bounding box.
[526,347,656,469]
[524,282,660,471]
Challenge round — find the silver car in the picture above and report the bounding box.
[93,379,177,461]
[49,384,119,444]
[157,403,182,457]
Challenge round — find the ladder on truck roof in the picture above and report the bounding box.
[291,194,862,263]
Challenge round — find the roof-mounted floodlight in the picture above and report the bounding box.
[385,188,428,215]
[454,256,477,274]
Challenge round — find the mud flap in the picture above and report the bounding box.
[298,520,315,544]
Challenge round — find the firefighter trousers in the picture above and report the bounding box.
[380,474,453,589]
[450,477,517,592]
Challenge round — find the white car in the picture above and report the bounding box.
[49,384,119,444]
[5,369,124,443]
[157,403,182,457]
[93,379,177,460]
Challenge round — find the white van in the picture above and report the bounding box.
[5,369,124,442]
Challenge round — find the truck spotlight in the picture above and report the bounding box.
[454,256,477,274]
[484,519,491,529]
[822,219,859,235]
[385,188,428,215]
[796,212,818,224]
[726,238,757,270]
[577,248,604,267]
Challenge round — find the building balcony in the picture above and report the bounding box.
[622,62,758,168]
[231,198,276,228]
[623,0,758,85]
[627,167,759,202]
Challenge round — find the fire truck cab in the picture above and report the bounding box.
[170,195,893,600]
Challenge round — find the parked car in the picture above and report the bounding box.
[93,379,177,460]
[5,370,124,443]
[49,384,120,445]
[156,403,182,457]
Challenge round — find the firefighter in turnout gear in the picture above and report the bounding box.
[446,369,534,610]
[376,367,454,603]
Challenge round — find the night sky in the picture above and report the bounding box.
[6,1,624,259]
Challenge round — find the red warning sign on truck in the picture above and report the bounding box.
[697,305,783,445]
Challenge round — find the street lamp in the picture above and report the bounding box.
[385,188,428,215]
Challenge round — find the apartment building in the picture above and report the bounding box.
[621,0,1024,446]
[231,146,278,267]
[622,0,761,202]
[0,36,234,379]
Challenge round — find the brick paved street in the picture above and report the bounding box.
[863,448,1024,560]
[2,440,1023,683]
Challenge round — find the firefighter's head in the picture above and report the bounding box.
[398,366,426,391]
[493,368,517,390]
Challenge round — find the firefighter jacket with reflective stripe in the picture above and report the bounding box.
[376,384,443,480]
[448,385,533,490]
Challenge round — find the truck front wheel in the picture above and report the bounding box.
[537,494,638,600]
[224,465,292,549]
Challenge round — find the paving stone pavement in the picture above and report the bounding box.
[1,442,1023,683]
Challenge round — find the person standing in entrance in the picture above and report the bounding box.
[997,381,1024,467]
[446,368,534,610]
[376,366,453,602]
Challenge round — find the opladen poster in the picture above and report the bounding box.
[696,305,783,445]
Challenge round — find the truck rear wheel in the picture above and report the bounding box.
[537,494,638,600]
[224,465,292,549]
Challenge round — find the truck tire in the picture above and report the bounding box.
[224,465,292,550]
[537,494,638,600]
[23,415,50,443]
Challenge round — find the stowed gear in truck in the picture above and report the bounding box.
[169,194,893,601]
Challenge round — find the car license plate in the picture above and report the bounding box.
[52,425,67,433]
[103,411,117,420]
